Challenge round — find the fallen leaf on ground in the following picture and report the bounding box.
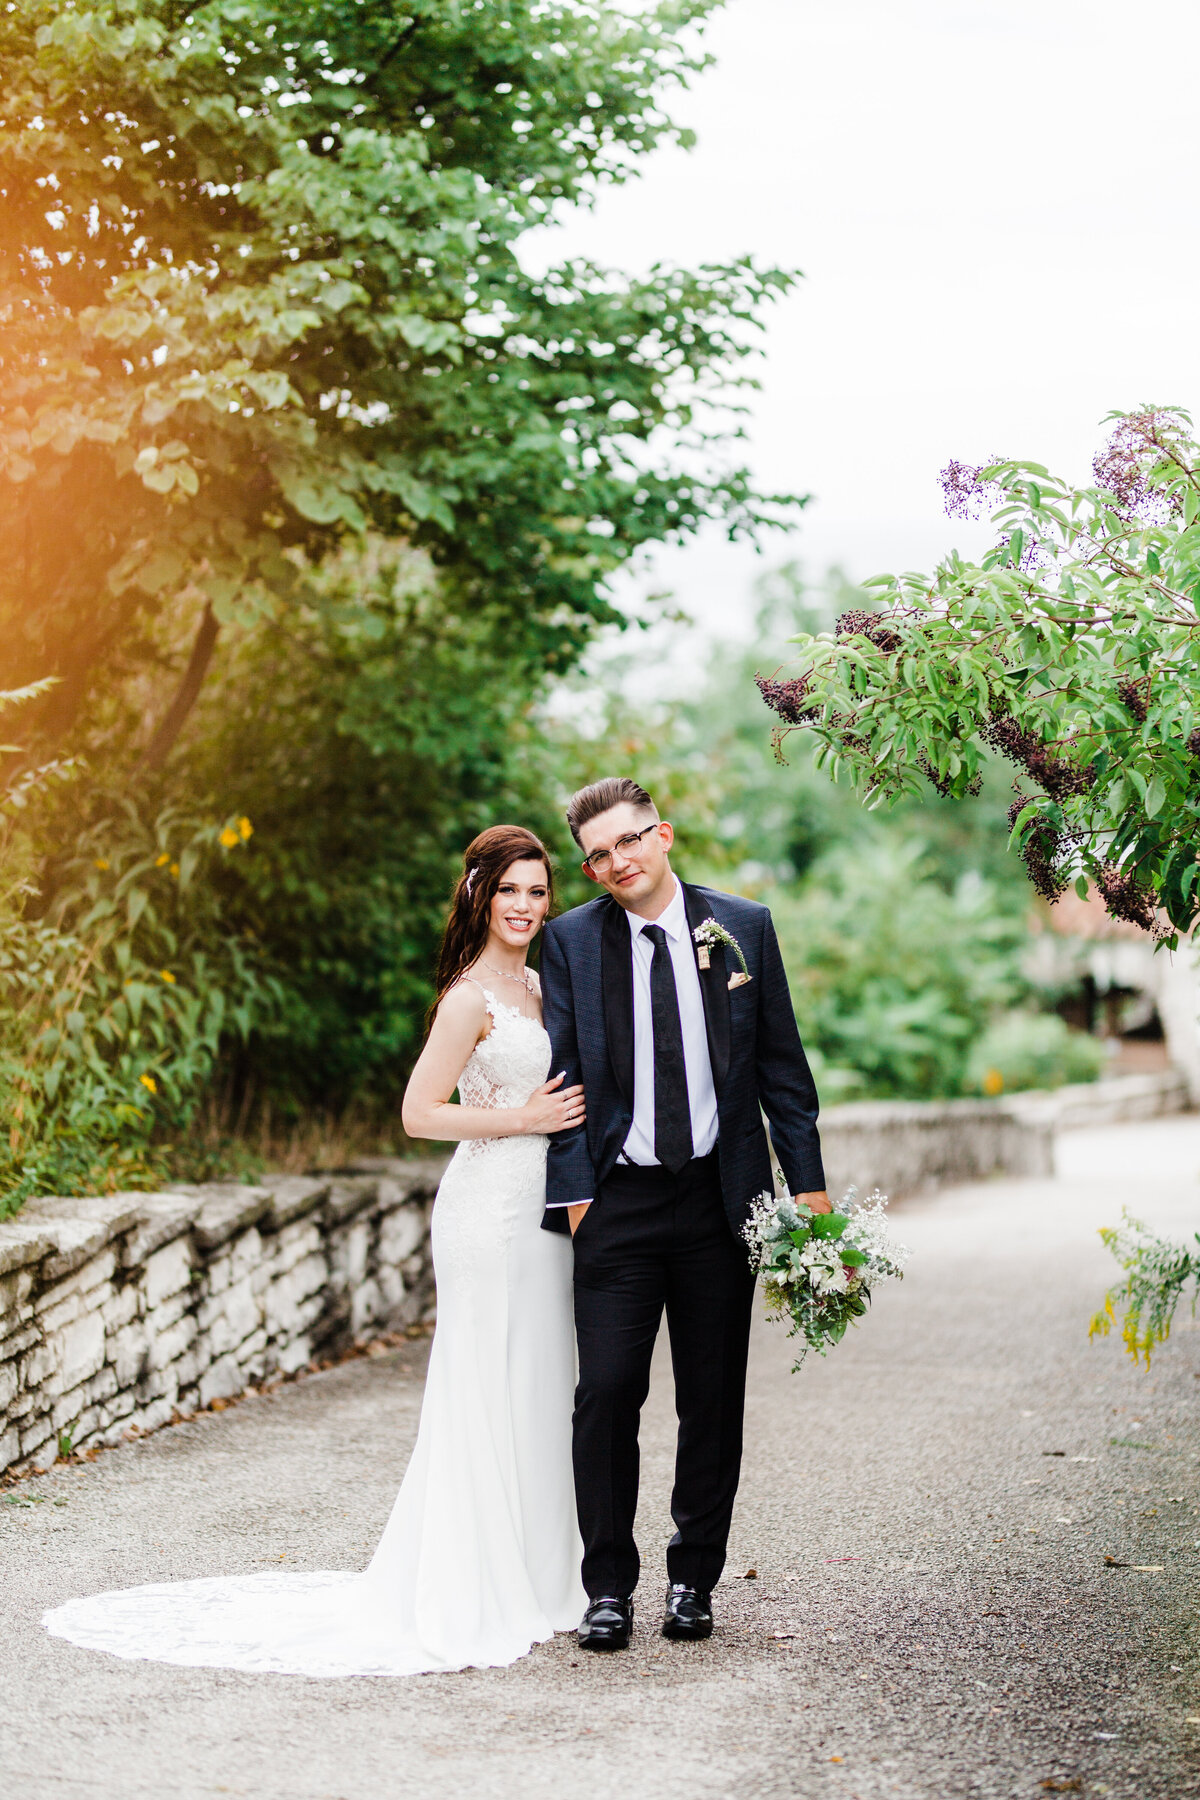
[771,1632,795,1640]
[1039,1779,1083,1793]
[1042,1450,1066,1458]
[1103,1555,1129,1567]
[740,1568,757,1579]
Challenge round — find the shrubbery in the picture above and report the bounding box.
[0,707,276,1213]
[964,1010,1106,1098]
[769,842,1035,1101]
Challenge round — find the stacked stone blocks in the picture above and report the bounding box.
[0,1160,442,1478]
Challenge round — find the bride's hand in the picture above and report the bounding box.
[521,1072,586,1135]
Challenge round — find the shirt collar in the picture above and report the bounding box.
[627,877,687,944]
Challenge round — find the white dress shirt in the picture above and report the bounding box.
[622,878,719,1166]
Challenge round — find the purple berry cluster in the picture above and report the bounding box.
[1091,412,1177,522]
[982,715,1094,801]
[834,610,906,654]
[1006,798,1070,903]
[940,460,1002,522]
[1096,863,1171,940]
[1117,676,1151,724]
[755,671,816,725]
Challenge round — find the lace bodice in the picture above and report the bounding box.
[439,982,554,1248]
[456,983,552,1117]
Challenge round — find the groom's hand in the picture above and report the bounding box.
[796,1189,831,1215]
[568,1202,591,1236]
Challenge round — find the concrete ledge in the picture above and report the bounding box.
[819,1069,1190,1203]
[1004,1069,1190,1132]
[819,1096,1053,1203]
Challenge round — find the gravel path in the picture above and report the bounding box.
[3,1116,1199,1800]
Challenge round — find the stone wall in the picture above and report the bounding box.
[0,1160,442,1479]
[818,1069,1189,1203]
[817,1096,1054,1205]
[1,1069,1190,1481]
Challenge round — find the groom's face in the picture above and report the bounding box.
[578,803,675,909]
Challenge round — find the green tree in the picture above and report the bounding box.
[759,407,1200,943]
[2,0,794,762]
[178,537,569,1111]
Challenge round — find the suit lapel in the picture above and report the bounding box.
[682,882,731,1096]
[600,897,635,1110]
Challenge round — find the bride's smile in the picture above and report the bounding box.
[488,867,549,955]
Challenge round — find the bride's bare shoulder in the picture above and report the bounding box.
[436,976,492,1036]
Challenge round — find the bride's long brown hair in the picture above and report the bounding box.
[433,825,556,1011]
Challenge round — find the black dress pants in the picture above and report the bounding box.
[570,1152,756,1599]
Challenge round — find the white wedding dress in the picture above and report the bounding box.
[44,988,586,1677]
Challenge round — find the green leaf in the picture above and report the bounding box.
[810,1212,849,1241]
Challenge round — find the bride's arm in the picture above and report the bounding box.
[400,983,586,1143]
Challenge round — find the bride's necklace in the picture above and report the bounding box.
[478,961,536,1015]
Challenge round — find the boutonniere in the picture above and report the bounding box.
[692,918,752,989]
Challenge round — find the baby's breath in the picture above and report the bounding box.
[743,1183,908,1369]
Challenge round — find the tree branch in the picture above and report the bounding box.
[376,15,422,76]
[143,602,220,769]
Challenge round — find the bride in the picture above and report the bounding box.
[44,824,589,1677]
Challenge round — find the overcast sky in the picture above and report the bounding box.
[524,0,1200,663]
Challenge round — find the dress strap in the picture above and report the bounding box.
[456,975,500,1022]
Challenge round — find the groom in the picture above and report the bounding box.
[540,777,829,1651]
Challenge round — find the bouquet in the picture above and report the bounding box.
[743,1185,908,1368]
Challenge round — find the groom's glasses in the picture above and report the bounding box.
[582,822,660,876]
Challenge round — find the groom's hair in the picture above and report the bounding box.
[565,777,657,847]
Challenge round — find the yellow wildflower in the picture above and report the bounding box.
[169,862,180,878]
[159,970,176,984]
[219,827,239,849]
[156,852,171,868]
[982,1068,1005,1097]
[139,1074,158,1095]
[94,858,110,871]
[237,816,253,840]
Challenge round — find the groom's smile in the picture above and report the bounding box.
[578,802,677,919]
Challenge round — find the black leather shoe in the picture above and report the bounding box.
[661,1584,713,1641]
[578,1595,634,1651]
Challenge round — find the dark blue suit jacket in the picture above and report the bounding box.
[539,880,825,1240]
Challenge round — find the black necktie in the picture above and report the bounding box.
[643,924,694,1172]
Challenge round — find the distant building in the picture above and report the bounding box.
[1032,888,1199,1102]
